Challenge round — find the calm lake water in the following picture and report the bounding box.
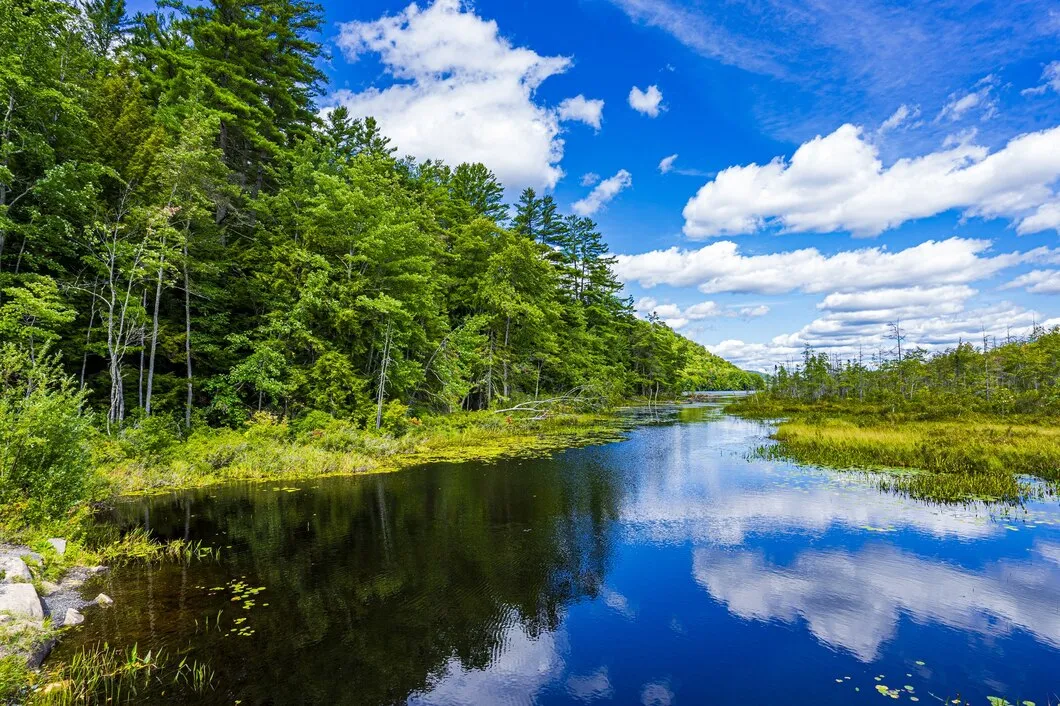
[55,406,1060,705]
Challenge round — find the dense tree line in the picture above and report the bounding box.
[762,325,1060,415]
[0,0,759,434]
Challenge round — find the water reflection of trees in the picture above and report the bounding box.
[59,456,623,705]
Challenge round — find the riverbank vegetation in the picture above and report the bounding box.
[0,0,759,535]
[733,328,1060,502]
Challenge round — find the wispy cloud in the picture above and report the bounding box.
[1022,60,1060,97]
[658,153,678,173]
[607,0,1058,142]
[572,169,633,216]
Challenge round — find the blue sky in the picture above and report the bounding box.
[158,0,1060,369]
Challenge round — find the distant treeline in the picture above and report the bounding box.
[0,0,760,433]
[753,326,1060,416]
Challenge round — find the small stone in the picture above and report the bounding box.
[0,557,32,582]
[47,538,67,556]
[86,566,108,575]
[94,593,113,606]
[41,581,61,596]
[0,583,44,618]
[63,608,84,626]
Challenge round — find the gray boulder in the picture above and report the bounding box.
[0,583,44,619]
[0,557,32,583]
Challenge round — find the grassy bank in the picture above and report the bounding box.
[95,410,628,496]
[729,397,1060,503]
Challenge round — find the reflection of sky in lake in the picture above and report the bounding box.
[414,413,1060,705]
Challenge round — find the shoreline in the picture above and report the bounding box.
[0,542,110,698]
[102,411,633,498]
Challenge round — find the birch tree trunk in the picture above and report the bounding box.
[375,319,393,430]
[183,241,193,429]
[145,238,165,415]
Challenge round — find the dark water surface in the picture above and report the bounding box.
[55,407,1060,705]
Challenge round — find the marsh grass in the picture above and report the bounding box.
[30,643,213,705]
[94,528,221,566]
[0,655,32,703]
[100,411,628,496]
[761,417,1060,503]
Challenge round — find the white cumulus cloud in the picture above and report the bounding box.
[1018,200,1060,235]
[1003,270,1060,295]
[558,95,605,130]
[658,153,678,174]
[709,303,1057,371]
[572,169,632,216]
[680,123,1060,238]
[628,85,664,117]
[331,0,600,191]
[615,238,1060,371]
[615,237,1058,295]
[633,298,767,329]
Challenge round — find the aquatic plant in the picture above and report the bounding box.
[95,528,220,566]
[30,643,213,705]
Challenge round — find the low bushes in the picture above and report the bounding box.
[0,345,98,530]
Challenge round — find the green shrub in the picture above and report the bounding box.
[0,344,95,522]
[116,414,182,460]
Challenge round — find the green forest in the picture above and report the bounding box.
[0,0,759,433]
[745,325,1060,416]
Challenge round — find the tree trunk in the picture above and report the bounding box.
[145,244,165,415]
[502,316,511,398]
[183,242,193,429]
[375,319,393,430]
[138,290,146,409]
[80,293,97,390]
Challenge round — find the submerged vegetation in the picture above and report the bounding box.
[734,328,1060,502]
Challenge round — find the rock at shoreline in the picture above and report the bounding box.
[47,538,67,556]
[26,638,56,669]
[94,593,113,606]
[0,583,44,619]
[1,556,32,582]
[63,608,84,626]
[41,581,60,596]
